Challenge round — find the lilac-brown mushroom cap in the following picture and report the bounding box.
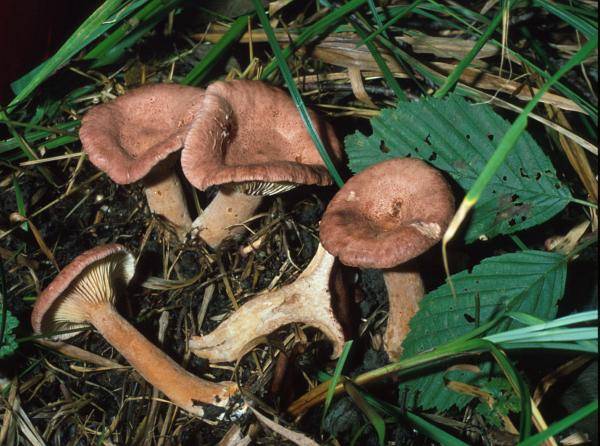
[31,244,135,340]
[320,158,455,269]
[80,84,205,184]
[181,80,343,192]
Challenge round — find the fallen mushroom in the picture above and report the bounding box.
[181,79,342,248]
[80,83,205,240]
[189,244,347,363]
[31,244,236,416]
[320,158,455,360]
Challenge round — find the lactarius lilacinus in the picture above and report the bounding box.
[189,244,349,363]
[181,79,343,248]
[320,158,455,360]
[80,84,203,240]
[31,244,236,416]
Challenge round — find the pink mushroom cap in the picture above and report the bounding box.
[320,158,455,269]
[31,244,135,340]
[180,80,343,192]
[80,83,205,184]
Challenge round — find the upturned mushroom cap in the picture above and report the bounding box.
[181,80,343,193]
[31,244,135,340]
[320,158,455,269]
[80,83,205,184]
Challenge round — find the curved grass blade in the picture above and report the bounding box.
[7,0,124,111]
[260,0,369,80]
[321,340,353,428]
[320,0,407,100]
[434,3,506,98]
[442,36,598,293]
[517,401,598,446]
[344,379,386,446]
[182,14,250,86]
[252,0,344,187]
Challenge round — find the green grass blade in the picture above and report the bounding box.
[321,340,353,427]
[533,0,597,39]
[443,36,598,247]
[91,9,177,68]
[344,380,386,446]
[363,0,424,45]
[182,15,250,86]
[84,0,178,61]
[517,401,598,446]
[252,0,344,187]
[484,341,532,439]
[404,412,470,446]
[7,0,125,111]
[434,3,505,98]
[320,0,407,101]
[260,0,369,80]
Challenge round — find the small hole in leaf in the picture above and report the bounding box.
[535,172,542,181]
[466,134,471,140]
[428,152,437,161]
[464,313,475,323]
[555,183,562,189]
[502,176,508,181]
[521,216,527,222]
[511,194,520,202]
[425,134,432,146]
[544,170,552,174]
[520,168,529,178]
[406,153,412,157]
[492,189,497,194]
[509,218,517,227]
[414,147,420,153]
[487,134,494,141]
[379,140,389,153]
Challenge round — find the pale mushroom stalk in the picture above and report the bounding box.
[143,159,192,240]
[190,185,263,249]
[189,244,346,363]
[382,267,424,360]
[31,244,235,417]
[182,80,343,248]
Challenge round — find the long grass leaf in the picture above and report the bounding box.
[443,36,598,262]
[182,15,250,86]
[321,340,353,428]
[260,0,369,80]
[517,401,598,446]
[7,0,125,110]
[252,0,344,187]
[344,380,386,446]
[434,3,505,97]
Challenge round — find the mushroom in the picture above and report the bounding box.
[189,244,348,363]
[320,158,455,360]
[31,244,236,416]
[181,79,342,248]
[80,84,205,240]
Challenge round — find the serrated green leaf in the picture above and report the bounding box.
[345,95,573,243]
[398,250,567,411]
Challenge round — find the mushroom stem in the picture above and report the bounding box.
[191,185,263,248]
[189,244,346,363]
[142,159,192,241]
[88,303,235,415]
[382,267,425,361]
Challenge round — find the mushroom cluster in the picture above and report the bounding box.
[190,157,454,363]
[34,79,455,421]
